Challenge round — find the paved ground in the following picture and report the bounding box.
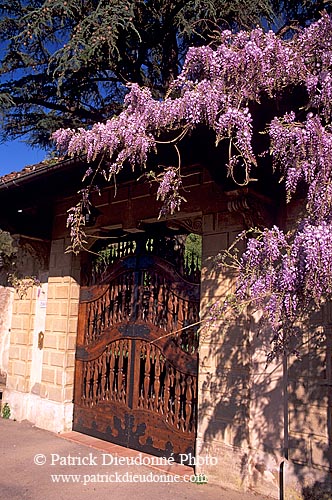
[0,418,272,500]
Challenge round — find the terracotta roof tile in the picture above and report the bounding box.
[0,157,64,185]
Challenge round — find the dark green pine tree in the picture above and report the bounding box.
[0,0,330,149]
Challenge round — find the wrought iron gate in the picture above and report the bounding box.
[73,233,200,462]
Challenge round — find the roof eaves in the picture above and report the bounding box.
[0,156,80,191]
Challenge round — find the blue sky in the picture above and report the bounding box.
[0,139,47,177]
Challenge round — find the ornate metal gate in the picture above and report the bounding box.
[73,233,200,462]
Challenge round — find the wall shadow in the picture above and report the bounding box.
[197,262,332,498]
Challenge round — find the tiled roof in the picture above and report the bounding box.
[0,162,45,183]
[0,156,73,189]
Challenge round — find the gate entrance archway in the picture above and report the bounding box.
[73,231,201,462]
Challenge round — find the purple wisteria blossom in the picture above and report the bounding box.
[269,113,332,222]
[154,167,186,217]
[52,14,332,353]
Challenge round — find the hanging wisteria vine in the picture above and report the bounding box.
[53,13,332,354]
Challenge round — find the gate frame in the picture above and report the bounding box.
[73,231,201,462]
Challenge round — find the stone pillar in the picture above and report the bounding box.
[195,192,284,496]
[3,238,50,420]
[5,285,34,397]
[35,237,80,432]
[0,285,13,386]
[281,200,332,497]
[4,276,45,420]
[283,311,332,498]
[246,314,284,497]
[4,236,79,433]
[195,210,252,489]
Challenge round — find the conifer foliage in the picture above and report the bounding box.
[0,0,327,146]
[0,0,278,146]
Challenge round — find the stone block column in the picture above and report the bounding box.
[35,237,80,433]
[0,284,14,385]
[4,237,79,433]
[4,280,47,415]
[195,193,285,497]
[5,284,36,409]
[195,210,252,489]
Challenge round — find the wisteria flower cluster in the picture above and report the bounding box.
[53,13,332,188]
[225,219,332,357]
[155,167,186,217]
[66,202,88,254]
[53,13,332,352]
[8,273,42,300]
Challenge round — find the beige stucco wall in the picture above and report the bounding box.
[3,237,80,433]
[196,211,256,490]
[2,183,331,499]
[0,284,13,385]
[195,208,332,499]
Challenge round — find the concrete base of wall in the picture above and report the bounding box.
[195,437,279,499]
[195,436,331,500]
[3,389,73,434]
[284,460,330,500]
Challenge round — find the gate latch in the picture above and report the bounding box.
[38,331,44,350]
